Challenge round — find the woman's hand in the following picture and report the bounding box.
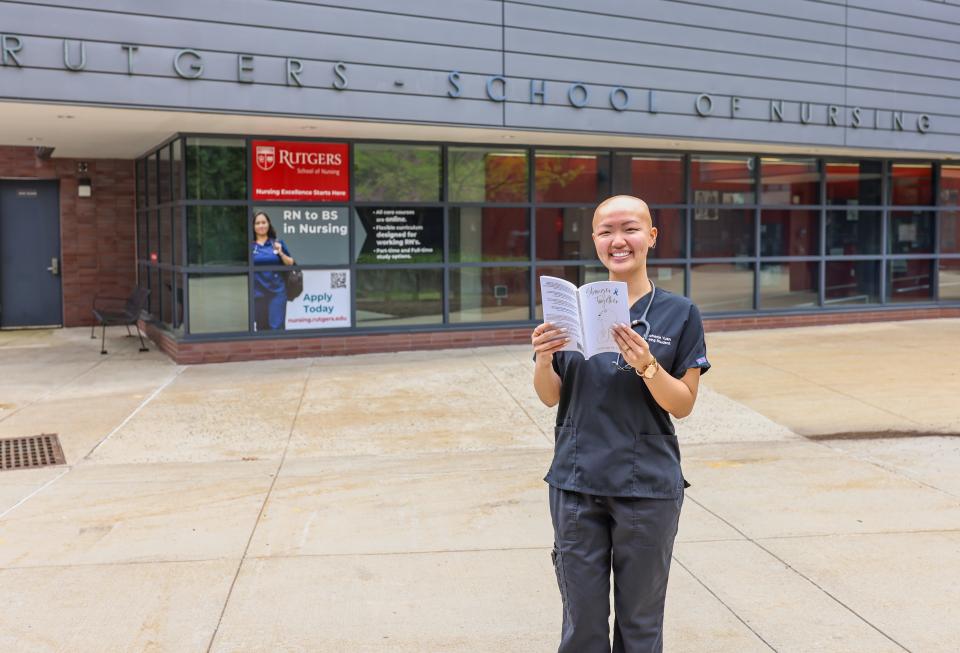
[532,322,568,363]
[612,323,654,370]
[272,242,283,256]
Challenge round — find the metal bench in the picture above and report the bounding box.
[90,288,150,355]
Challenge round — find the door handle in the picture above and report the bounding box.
[47,257,60,276]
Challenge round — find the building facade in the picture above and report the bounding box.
[1,0,958,361]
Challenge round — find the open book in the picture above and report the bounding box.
[539,275,630,359]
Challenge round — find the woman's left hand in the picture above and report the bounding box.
[612,323,654,370]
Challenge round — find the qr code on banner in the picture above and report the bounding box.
[330,272,347,289]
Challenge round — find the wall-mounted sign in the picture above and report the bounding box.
[284,270,351,330]
[354,207,443,263]
[0,33,937,137]
[253,205,351,265]
[251,140,349,202]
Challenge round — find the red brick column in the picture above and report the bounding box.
[0,146,136,326]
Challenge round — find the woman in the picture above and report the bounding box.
[531,195,710,653]
[251,211,294,331]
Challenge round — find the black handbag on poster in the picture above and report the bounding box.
[284,268,303,301]
[276,242,303,302]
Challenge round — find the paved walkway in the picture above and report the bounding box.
[0,320,958,652]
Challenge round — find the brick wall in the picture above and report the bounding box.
[142,307,960,364]
[0,146,136,326]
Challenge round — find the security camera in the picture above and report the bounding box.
[34,146,55,160]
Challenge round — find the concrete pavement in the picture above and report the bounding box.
[0,320,958,652]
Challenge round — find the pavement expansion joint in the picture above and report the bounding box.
[204,358,314,653]
[684,496,913,652]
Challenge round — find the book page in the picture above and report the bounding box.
[538,276,585,355]
[578,281,630,358]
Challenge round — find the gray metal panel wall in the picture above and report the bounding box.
[1,0,959,154]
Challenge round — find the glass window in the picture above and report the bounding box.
[159,207,173,264]
[187,274,249,333]
[148,267,160,317]
[534,265,608,319]
[158,145,171,204]
[939,260,960,300]
[448,147,528,202]
[826,161,882,206]
[146,153,158,207]
[255,205,351,266]
[148,210,159,263]
[888,259,934,303]
[171,138,182,201]
[941,166,960,206]
[759,262,819,309]
[692,208,753,258]
[535,207,596,261]
[160,269,173,326]
[611,154,683,204]
[691,156,755,204]
[450,207,528,262]
[535,151,610,203]
[355,269,442,327]
[941,212,960,254]
[889,211,934,254]
[354,143,440,202]
[890,163,932,206]
[761,158,818,205]
[171,207,180,266]
[187,205,247,266]
[354,207,442,264]
[648,265,685,296]
[136,159,146,209]
[824,261,880,305]
[761,210,819,257]
[185,137,246,200]
[691,263,753,312]
[649,208,684,259]
[826,210,881,255]
[137,211,148,261]
[449,267,530,323]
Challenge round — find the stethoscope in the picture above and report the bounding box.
[631,279,656,339]
[612,280,656,372]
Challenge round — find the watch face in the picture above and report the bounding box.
[643,361,658,378]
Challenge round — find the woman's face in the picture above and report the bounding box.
[592,201,657,276]
[254,214,270,237]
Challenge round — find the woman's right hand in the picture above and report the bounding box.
[531,322,568,363]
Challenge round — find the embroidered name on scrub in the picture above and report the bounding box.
[647,334,673,346]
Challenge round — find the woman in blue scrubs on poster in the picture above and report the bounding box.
[252,211,295,331]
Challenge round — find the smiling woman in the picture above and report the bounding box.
[531,194,711,652]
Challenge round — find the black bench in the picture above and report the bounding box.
[90,288,150,355]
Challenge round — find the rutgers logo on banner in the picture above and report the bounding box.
[251,140,350,202]
[255,145,276,171]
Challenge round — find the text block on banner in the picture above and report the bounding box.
[284,270,351,330]
[252,141,349,202]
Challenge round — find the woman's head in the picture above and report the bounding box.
[253,211,276,240]
[591,195,657,277]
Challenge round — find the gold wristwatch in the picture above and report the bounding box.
[636,357,660,379]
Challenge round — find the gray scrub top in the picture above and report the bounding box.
[545,288,710,499]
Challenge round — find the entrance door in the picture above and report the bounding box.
[0,180,62,327]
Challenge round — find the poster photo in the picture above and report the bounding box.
[284,270,351,330]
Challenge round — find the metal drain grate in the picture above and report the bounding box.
[0,434,66,471]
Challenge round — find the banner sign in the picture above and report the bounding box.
[253,205,351,265]
[354,207,443,263]
[285,270,351,330]
[252,140,349,202]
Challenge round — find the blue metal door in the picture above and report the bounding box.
[0,180,62,327]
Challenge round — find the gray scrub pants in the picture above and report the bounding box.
[549,485,683,653]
